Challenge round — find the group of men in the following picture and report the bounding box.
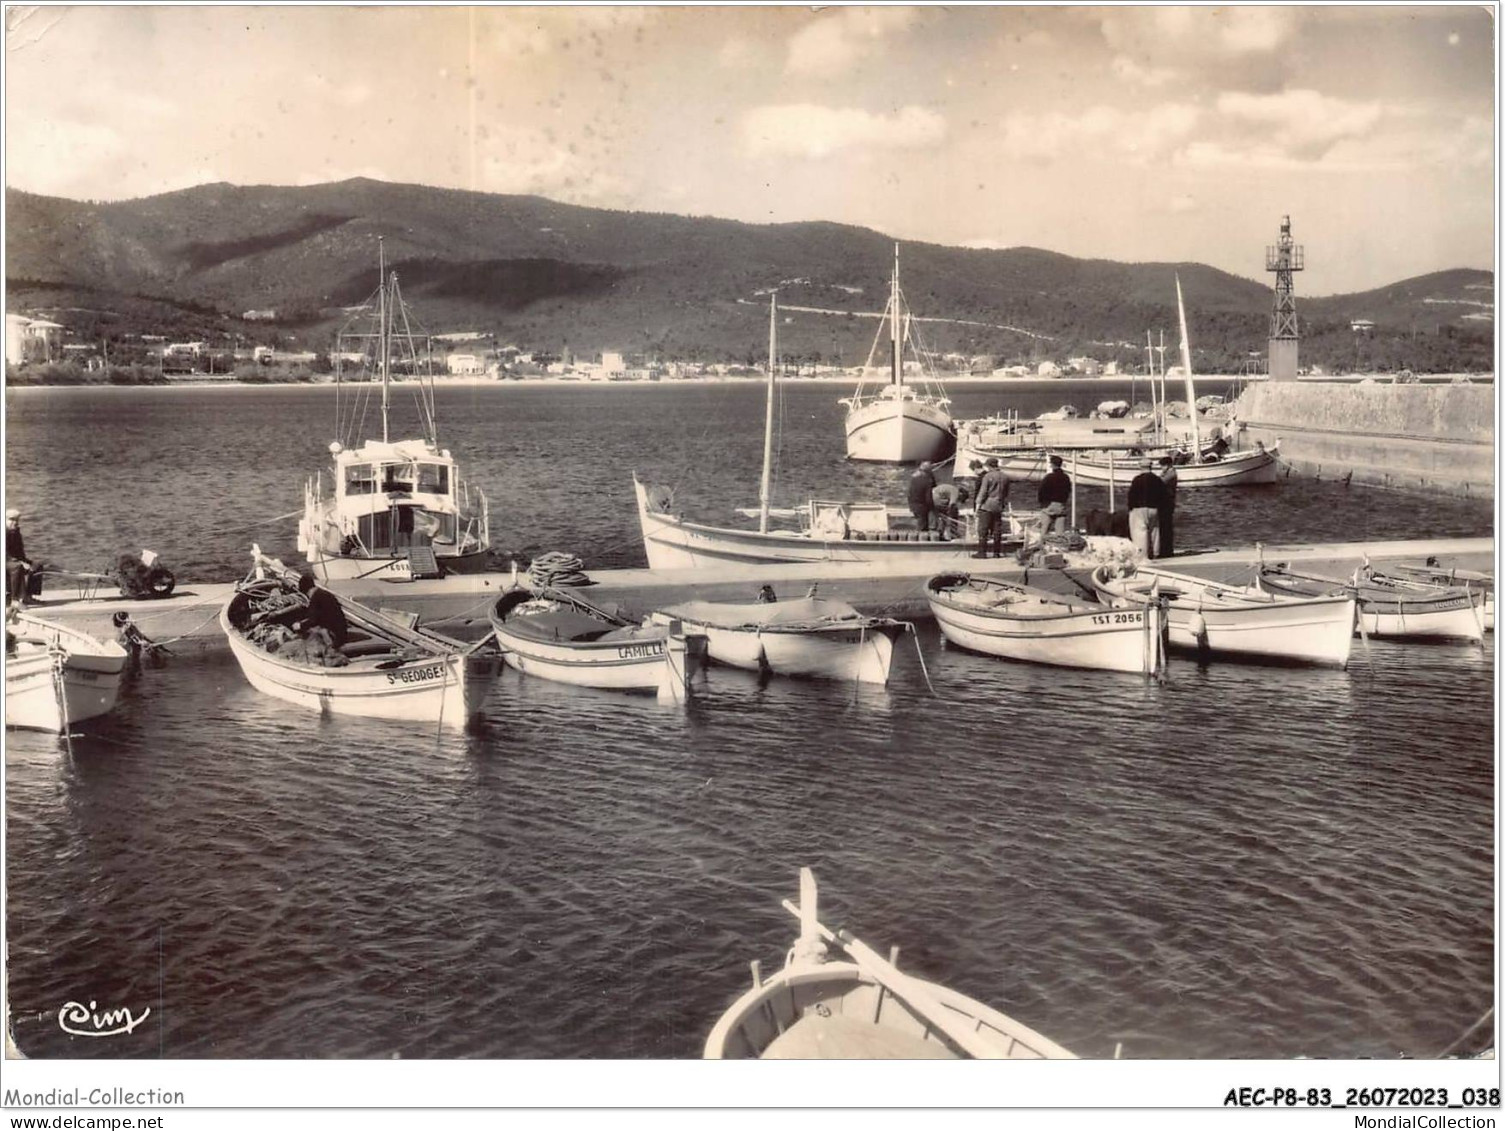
[905,447,1179,561]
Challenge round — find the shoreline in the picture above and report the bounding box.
[5,372,1491,391]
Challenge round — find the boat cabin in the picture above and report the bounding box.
[314,439,465,557]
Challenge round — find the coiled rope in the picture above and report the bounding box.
[526,551,590,588]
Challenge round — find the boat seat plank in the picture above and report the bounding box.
[763,1013,958,1060]
[503,608,613,643]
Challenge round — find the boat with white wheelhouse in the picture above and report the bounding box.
[297,240,490,581]
[840,245,953,463]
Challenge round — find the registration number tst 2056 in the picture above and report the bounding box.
[1090,612,1143,626]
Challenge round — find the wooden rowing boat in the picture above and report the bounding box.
[655,595,906,684]
[221,551,494,728]
[1374,563,1493,632]
[490,586,706,701]
[1091,562,1357,667]
[1256,564,1485,641]
[927,573,1165,675]
[5,612,128,733]
[704,868,1075,1060]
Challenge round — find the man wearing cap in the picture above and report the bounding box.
[5,509,33,605]
[1126,459,1167,559]
[972,457,1009,558]
[293,572,351,649]
[907,460,937,535]
[1037,455,1072,535]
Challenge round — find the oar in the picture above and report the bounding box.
[778,897,1000,1059]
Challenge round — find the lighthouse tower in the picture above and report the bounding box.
[1265,215,1304,381]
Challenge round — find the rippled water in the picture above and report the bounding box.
[3,381,1495,1060]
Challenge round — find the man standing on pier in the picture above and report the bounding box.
[5,509,33,605]
[908,461,937,534]
[1127,460,1166,559]
[972,458,1009,558]
[1157,455,1179,557]
[1038,455,1072,534]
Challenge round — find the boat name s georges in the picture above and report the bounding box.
[386,663,446,685]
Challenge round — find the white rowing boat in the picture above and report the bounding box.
[221,552,493,729]
[655,595,906,684]
[1374,563,1493,632]
[1092,562,1357,667]
[704,868,1075,1060]
[490,587,706,702]
[5,612,128,733]
[927,573,1165,675]
[1256,564,1485,642]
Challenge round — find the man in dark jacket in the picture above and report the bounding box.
[295,573,351,649]
[6,509,32,605]
[1158,455,1179,557]
[1126,461,1167,559]
[908,461,937,533]
[972,458,1009,558]
[1037,455,1072,533]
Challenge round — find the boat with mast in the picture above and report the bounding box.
[297,239,491,581]
[635,292,1021,569]
[839,245,954,463]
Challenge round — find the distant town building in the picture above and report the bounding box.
[600,351,626,375]
[242,309,278,321]
[1350,319,1375,333]
[445,353,486,376]
[1036,361,1062,378]
[6,316,66,364]
[435,331,486,342]
[1067,357,1101,376]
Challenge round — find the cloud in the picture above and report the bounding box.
[742,104,947,159]
[786,7,917,76]
[1108,54,1175,88]
[996,103,1201,164]
[1168,194,1199,214]
[1100,7,1295,59]
[717,36,758,69]
[6,117,127,197]
[477,124,632,205]
[1216,89,1383,160]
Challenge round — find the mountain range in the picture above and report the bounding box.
[5,179,1494,373]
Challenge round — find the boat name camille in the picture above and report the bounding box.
[387,663,446,685]
[617,641,666,659]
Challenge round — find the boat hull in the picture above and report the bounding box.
[220,608,485,728]
[658,600,902,685]
[704,961,1072,1060]
[844,396,953,463]
[1094,566,1356,666]
[634,478,1003,570]
[928,580,1163,674]
[1069,445,1279,487]
[301,544,491,582]
[6,617,128,733]
[491,600,706,697]
[1258,570,1485,641]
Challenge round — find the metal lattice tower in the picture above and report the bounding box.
[1265,215,1304,340]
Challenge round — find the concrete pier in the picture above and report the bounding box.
[20,535,1494,656]
[1236,381,1494,499]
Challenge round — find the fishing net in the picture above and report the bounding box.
[113,551,176,599]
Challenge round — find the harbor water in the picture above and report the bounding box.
[3,380,1495,1059]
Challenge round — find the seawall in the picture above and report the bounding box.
[1235,382,1495,499]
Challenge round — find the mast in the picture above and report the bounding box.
[759,292,778,533]
[1174,276,1202,457]
[378,236,390,443]
[889,243,901,387]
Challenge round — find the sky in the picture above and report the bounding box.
[2,4,1496,295]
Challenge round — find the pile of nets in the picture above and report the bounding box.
[113,551,176,599]
[526,551,590,588]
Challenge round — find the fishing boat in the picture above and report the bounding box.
[1091,562,1357,667]
[4,612,128,733]
[927,573,1165,675]
[220,551,494,729]
[1378,562,1493,631]
[635,291,1019,569]
[655,594,907,684]
[297,239,491,581]
[1256,563,1485,641]
[704,868,1075,1060]
[1058,440,1278,488]
[490,586,705,701]
[839,245,953,463]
